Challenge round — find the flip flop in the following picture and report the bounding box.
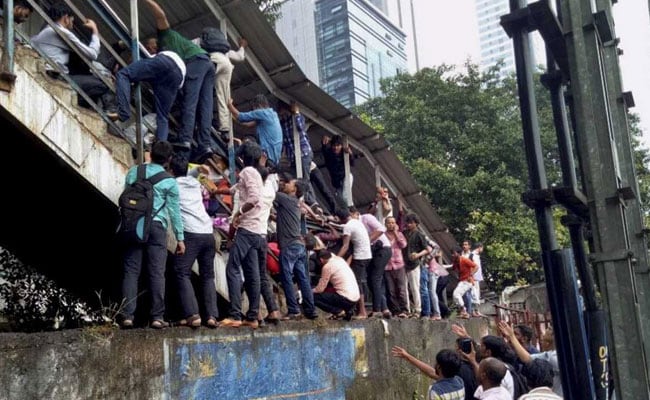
[179,314,202,328]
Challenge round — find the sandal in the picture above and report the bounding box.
[178,314,201,328]
[206,317,218,329]
[397,313,408,319]
[328,310,348,320]
[150,320,170,329]
[459,312,470,320]
[264,310,281,325]
[120,319,134,329]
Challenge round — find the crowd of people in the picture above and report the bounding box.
[393,322,562,399]
[4,0,495,329]
[2,1,572,398]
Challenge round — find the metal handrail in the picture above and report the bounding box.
[15,28,135,148]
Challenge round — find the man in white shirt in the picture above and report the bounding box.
[31,3,116,113]
[336,207,372,319]
[474,358,513,400]
[112,49,186,143]
[169,156,218,328]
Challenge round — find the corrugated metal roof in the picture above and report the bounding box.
[74,0,458,257]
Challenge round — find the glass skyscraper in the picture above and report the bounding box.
[276,0,407,108]
[475,0,545,78]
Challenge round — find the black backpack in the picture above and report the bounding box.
[505,362,530,398]
[200,27,230,54]
[117,165,172,243]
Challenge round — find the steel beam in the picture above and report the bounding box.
[560,0,650,397]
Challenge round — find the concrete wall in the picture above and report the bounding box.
[0,319,489,400]
[0,44,133,205]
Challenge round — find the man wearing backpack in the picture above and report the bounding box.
[119,141,185,329]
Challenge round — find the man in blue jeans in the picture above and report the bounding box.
[145,0,215,161]
[112,50,185,142]
[274,177,318,320]
[221,142,269,329]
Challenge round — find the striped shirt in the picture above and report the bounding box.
[429,376,466,400]
[517,387,562,399]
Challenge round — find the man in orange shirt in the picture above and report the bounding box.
[451,246,477,319]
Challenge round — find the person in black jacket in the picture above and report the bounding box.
[321,135,354,205]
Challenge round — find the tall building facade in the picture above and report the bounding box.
[475,0,546,77]
[475,0,515,75]
[276,0,407,108]
[274,0,320,84]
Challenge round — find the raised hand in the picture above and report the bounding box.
[451,323,470,338]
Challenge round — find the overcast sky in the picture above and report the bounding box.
[398,0,650,148]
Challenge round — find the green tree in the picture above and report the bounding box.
[253,0,287,27]
[356,63,649,291]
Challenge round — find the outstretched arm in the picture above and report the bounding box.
[144,0,170,30]
[391,346,438,379]
[498,321,533,364]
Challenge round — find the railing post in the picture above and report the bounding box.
[130,0,143,164]
[342,136,352,206]
[0,0,16,92]
[292,113,303,179]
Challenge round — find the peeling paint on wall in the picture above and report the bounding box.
[163,328,366,400]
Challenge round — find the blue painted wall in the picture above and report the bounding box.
[164,328,363,399]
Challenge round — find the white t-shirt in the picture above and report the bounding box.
[343,218,372,261]
[531,351,562,396]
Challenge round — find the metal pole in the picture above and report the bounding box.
[597,0,650,386]
[375,168,383,219]
[0,0,16,91]
[342,136,352,207]
[506,0,593,397]
[130,0,143,164]
[409,0,419,72]
[221,19,236,185]
[560,0,650,397]
[292,113,303,179]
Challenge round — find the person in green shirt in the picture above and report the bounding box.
[144,0,215,163]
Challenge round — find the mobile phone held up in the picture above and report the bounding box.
[460,338,473,354]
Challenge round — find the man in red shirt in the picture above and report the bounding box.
[451,246,477,319]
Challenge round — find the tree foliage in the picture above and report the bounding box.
[253,0,287,27]
[355,63,649,292]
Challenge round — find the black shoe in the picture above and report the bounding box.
[306,313,319,320]
[192,148,214,164]
[280,313,303,321]
[169,140,192,150]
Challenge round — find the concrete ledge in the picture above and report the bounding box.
[0,45,133,205]
[0,318,489,400]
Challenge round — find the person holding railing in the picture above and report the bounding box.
[109,42,186,143]
[144,0,215,163]
[30,2,116,114]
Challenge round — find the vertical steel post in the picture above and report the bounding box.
[560,0,650,397]
[595,0,650,379]
[292,113,303,179]
[130,0,143,164]
[507,0,593,397]
[542,2,608,396]
[0,0,16,91]
[342,136,352,207]
[221,19,236,185]
[375,168,383,219]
